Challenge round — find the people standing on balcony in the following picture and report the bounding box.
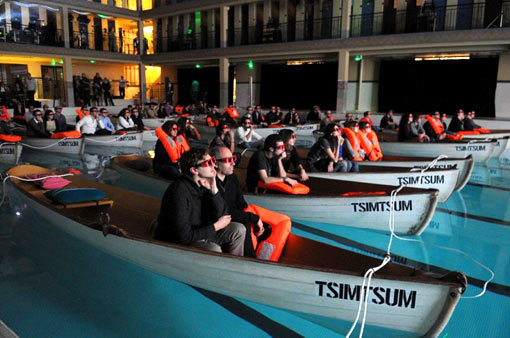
[119,28,124,53]
[25,73,36,105]
[119,75,127,99]
[102,77,115,106]
[92,73,103,106]
[133,36,139,54]
[80,74,91,106]
[108,27,116,52]
[103,28,108,51]
[143,37,148,55]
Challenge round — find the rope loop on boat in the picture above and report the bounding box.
[21,137,70,149]
[83,134,131,144]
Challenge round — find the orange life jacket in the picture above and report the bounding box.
[244,204,291,262]
[51,130,82,139]
[206,115,219,128]
[257,181,310,195]
[76,109,89,120]
[174,106,184,113]
[342,127,364,161]
[0,106,10,120]
[0,134,21,142]
[268,124,284,128]
[360,116,373,126]
[445,134,463,141]
[359,129,383,161]
[457,131,480,136]
[474,128,490,134]
[225,107,239,119]
[155,126,190,163]
[425,115,445,135]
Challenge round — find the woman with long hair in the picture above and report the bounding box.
[278,129,308,181]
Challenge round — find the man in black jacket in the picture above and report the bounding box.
[211,146,265,257]
[154,148,246,255]
[26,110,48,137]
[448,109,465,133]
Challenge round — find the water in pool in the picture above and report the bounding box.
[0,145,509,337]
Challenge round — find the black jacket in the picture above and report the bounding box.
[448,116,464,132]
[463,118,480,131]
[132,114,145,130]
[155,175,228,244]
[216,174,259,225]
[26,118,48,137]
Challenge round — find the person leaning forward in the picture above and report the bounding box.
[154,148,246,256]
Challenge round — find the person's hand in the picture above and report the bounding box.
[337,134,344,143]
[279,151,287,160]
[327,162,334,173]
[214,215,231,231]
[360,149,366,157]
[198,169,217,191]
[300,170,309,181]
[255,218,265,237]
[285,177,298,187]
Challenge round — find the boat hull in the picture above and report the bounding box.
[358,156,474,191]
[21,137,85,155]
[0,143,22,164]
[84,132,144,148]
[308,168,458,203]
[380,140,496,163]
[7,182,461,337]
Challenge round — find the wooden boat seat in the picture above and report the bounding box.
[53,199,114,209]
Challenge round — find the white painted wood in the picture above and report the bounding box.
[21,137,85,155]
[308,168,459,202]
[84,132,143,148]
[0,143,22,164]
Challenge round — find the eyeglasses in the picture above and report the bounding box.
[244,122,251,125]
[276,144,286,150]
[49,114,55,116]
[291,134,297,139]
[195,157,217,168]
[171,127,179,131]
[333,127,341,131]
[36,114,42,116]
[216,155,237,164]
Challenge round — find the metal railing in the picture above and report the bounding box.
[157,31,220,53]
[0,23,64,47]
[87,0,138,11]
[70,30,138,55]
[350,2,510,37]
[227,17,342,47]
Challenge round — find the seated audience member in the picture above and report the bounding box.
[209,122,235,153]
[345,112,355,123]
[153,121,189,180]
[146,102,158,118]
[360,111,377,132]
[448,109,465,133]
[441,113,448,131]
[237,116,264,150]
[246,134,298,192]
[178,117,201,141]
[320,110,334,132]
[307,123,352,173]
[97,108,115,135]
[464,111,482,131]
[306,105,321,123]
[0,119,12,135]
[423,111,446,141]
[398,113,416,142]
[252,105,266,126]
[341,121,363,172]
[380,109,397,130]
[206,108,221,127]
[54,106,67,132]
[283,108,301,125]
[412,115,430,142]
[25,104,36,122]
[358,121,383,160]
[278,129,308,181]
[43,110,57,136]
[264,106,280,125]
[26,110,49,137]
[154,148,246,256]
[75,107,99,135]
[131,107,148,131]
[117,108,136,131]
[211,146,266,258]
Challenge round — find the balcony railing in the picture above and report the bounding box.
[70,31,138,55]
[87,0,138,11]
[156,31,220,53]
[227,17,342,47]
[350,2,510,37]
[0,23,64,47]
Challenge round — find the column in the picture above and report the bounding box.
[162,17,168,52]
[314,0,322,39]
[234,5,242,45]
[248,3,257,44]
[341,0,351,38]
[208,9,215,48]
[219,57,229,108]
[63,56,74,107]
[264,0,271,25]
[4,2,11,33]
[220,6,228,48]
[62,7,70,48]
[139,63,147,104]
[279,0,288,41]
[336,50,349,116]
[138,19,143,55]
[356,58,363,110]
[296,0,304,40]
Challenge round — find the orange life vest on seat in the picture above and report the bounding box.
[76,109,89,120]
[457,130,480,136]
[359,129,383,161]
[155,126,190,163]
[244,204,291,262]
[257,181,310,195]
[342,127,364,161]
[225,107,239,120]
[51,130,82,139]
[206,115,219,128]
[174,106,184,113]
[445,133,463,141]
[425,115,445,135]
[0,134,21,142]
[474,128,490,134]
[0,106,10,120]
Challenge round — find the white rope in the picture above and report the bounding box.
[20,137,70,149]
[346,153,493,336]
[0,173,74,209]
[83,134,132,144]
